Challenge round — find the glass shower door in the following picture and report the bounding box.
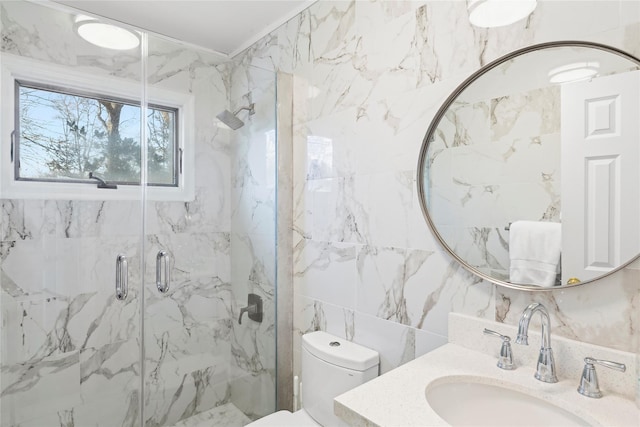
[1,3,281,426]
[228,64,278,420]
[1,1,144,426]
[141,34,238,426]
[141,35,279,425]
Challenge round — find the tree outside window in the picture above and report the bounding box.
[17,82,177,186]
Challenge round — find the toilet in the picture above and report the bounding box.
[248,331,379,426]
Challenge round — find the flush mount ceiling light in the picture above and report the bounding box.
[548,61,600,84]
[468,0,538,28]
[74,15,140,50]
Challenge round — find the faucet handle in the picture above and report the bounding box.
[578,357,626,398]
[238,293,263,325]
[483,329,515,370]
[586,357,626,372]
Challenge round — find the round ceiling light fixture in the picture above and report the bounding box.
[74,15,140,50]
[548,61,600,84]
[468,0,538,28]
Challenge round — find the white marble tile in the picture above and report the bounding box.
[228,367,275,420]
[355,243,493,334]
[72,391,140,427]
[1,200,56,241]
[146,197,229,237]
[356,245,433,326]
[145,366,231,427]
[294,239,357,309]
[143,314,232,425]
[352,3,424,100]
[231,179,276,240]
[5,409,77,427]
[1,295,72,364]
[354,171,416,248]
[230,232,276,307]
[0,237,51,299]
[1,351,80,426]
[304,1,360,119]
[352,311,415,374]
[352,79,464,176]
[275,7,312,76]
[308,176,371,244]
[79,339,140,403]
[303,108,358,180]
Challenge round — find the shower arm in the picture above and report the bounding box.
[233,103,255,116]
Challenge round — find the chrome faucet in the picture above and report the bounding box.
[515,302,558,383]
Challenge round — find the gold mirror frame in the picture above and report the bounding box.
[416,41,640,292]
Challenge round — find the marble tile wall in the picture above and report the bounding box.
[232,0,640,402]
[1,2,236,426]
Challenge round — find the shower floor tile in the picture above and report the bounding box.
[171,403,251,427]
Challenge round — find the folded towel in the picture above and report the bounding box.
[509,220,561,287]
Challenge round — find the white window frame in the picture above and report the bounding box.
[1,54,195,201]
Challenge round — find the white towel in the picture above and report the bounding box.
[509,220,561,287]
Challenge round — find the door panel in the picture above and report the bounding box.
[0,2,144,426]
[561,70,640,282]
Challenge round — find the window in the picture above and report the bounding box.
[1,55,194,201]
[16,81,178,186]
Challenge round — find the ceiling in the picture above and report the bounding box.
[54,0,314,58]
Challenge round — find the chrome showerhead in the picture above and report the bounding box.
[216,103,255,130]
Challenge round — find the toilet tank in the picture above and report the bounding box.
[301,331,379,426]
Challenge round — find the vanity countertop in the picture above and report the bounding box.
[334,343,640,427]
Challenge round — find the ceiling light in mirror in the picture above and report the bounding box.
[74,15,140,50]
[468,0,537,28]
[548,62,600,84]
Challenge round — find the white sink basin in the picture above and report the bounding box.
[425,376,594,426]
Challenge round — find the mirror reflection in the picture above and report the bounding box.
[419,42,640,289]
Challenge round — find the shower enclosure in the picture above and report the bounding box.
[0,1,278,426]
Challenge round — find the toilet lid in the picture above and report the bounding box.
[247,410,320,426]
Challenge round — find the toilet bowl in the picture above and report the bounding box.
[248,331,379,426]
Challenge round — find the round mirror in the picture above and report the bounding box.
[418,41,640,291]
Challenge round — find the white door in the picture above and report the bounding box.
[561,70,640,283]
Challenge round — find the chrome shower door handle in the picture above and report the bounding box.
[156,250,171,293]
[115,254,128,301]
